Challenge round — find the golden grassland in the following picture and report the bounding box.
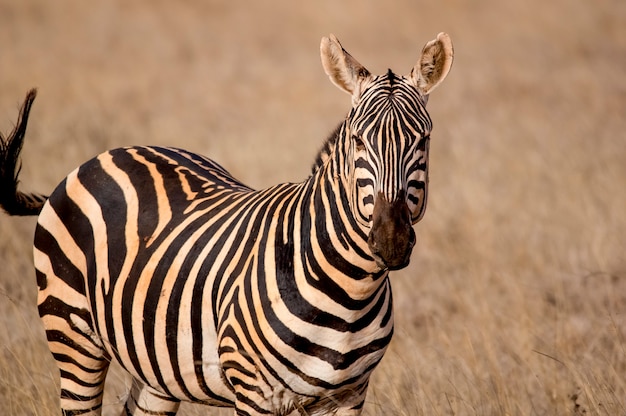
[1,0,625,414]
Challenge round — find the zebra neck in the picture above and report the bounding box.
[291,159,388,301]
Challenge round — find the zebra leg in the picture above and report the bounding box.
[330,384,368,416]
[56,348,108,416]
[38,302,110,415]
[122,378,181,416]
[334,406,365,416]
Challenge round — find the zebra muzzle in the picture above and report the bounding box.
[367,191,416,271]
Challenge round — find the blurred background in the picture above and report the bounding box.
[1,0,625,414]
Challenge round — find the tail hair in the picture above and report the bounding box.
[0,89,48,216]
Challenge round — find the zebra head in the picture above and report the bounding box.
[321,33,453,271]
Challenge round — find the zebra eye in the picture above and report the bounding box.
[414,135,430,152]
[353,134,366,152]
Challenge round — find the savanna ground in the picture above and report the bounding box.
[1,0,625,414]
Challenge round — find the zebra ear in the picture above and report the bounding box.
[320,34,371,103]
[410,32,454,96]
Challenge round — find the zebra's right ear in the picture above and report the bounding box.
[320,34,371,104]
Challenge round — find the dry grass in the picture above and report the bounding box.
[1,0,625,415]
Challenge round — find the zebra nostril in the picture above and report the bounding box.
[368,190,416,270]
[367,232,379,253]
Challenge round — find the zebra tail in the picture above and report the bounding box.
[0,89,48,216]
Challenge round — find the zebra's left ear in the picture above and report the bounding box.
[410,32,454,96]
[321,34,371,105]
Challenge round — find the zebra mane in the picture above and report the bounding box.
[387,68,396,86]
[311,122,342,174]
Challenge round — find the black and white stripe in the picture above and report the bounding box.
[0,33,453,415]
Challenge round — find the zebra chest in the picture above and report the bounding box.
[214,275,393,413]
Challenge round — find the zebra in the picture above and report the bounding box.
[0,33,453,416]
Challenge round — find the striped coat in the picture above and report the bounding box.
[0,33,453,415]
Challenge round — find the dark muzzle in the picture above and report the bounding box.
[367,191,416,270]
